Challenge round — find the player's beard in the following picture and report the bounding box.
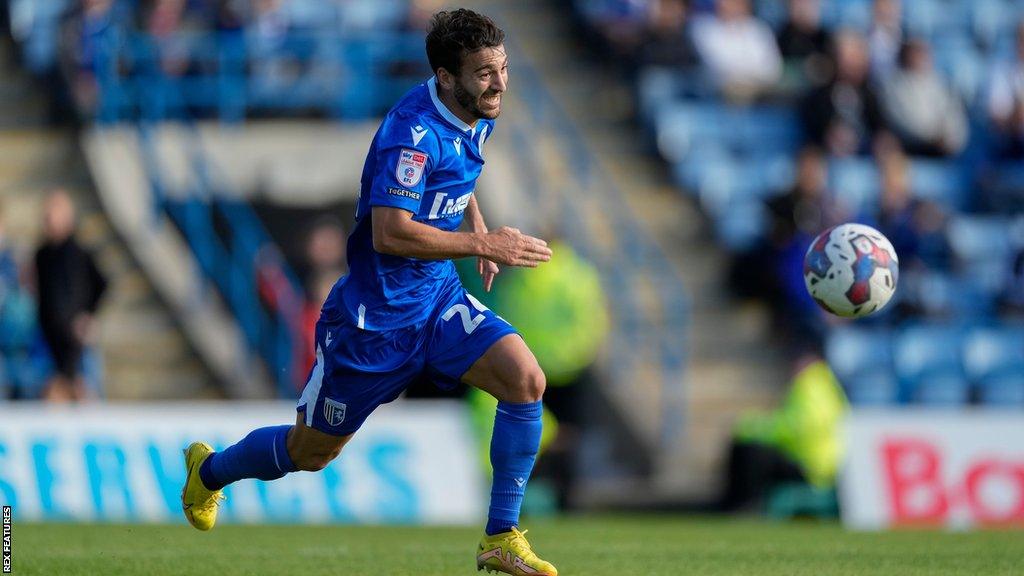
[454,79,500,120]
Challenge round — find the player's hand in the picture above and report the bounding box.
[484,227,552,268]
[478,257,499,292]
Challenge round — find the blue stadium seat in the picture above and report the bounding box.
[656,103,801,162]
[715,201,768,251]
[908,160,971,210]
[933,35,988,104]
[911,373,971,405]
[892,323,962,399]
[971,0,1020,48]
[844,370,899,406]
[905,0,947,38]
[977,374,1024,406]
[826,327,894,381]
[906,271,997,318]
[947,216,1013,294]
[964,326,1024,382]
[828,158,879,213]
[820,0,872,30]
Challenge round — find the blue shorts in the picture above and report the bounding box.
[296,285,517,436]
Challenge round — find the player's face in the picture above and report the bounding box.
[453,45,507,120]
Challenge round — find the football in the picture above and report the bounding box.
[803,223,899,318]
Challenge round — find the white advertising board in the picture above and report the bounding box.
[841,410,1024,529]
[0,401,484,524]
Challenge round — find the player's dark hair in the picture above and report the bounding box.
[425,9,505,77]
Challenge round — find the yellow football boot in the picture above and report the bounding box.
[180,442,224,531]
[477,527,557,576]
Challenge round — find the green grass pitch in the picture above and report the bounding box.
[10,516,1023,575]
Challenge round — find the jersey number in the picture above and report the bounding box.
[442,294,489,334]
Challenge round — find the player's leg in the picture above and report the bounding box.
[463,335,557,575]
[461,334,546,535]
[182,420,307,531]
[197,412,354,492]
[286,413,354,471]
[427,292,556,575]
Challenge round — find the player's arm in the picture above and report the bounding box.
[372,206,551,267]
[464,195,500,291]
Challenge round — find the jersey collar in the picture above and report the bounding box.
[428,77,476,136]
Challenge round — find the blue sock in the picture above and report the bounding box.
[198,425,297,491]
[486,400,543,536]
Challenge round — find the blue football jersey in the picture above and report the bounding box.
[322,77,495,330]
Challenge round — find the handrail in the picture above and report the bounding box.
[94,29,425,122]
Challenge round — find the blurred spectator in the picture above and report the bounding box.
[62,0,118,117]
[583,0,658,63]
[297,217,347,382]
[880,40,968,157]
[985,22,1024,158]
[801,30,887,156]
[873,150,950,270]
[142,0,204,77]
[638,0,697,68]
[33,190,107,402]
[867,0,902,80]
[690,0,782,101]
[302,216,347,299]
[468,240,610,511]
[765,146,843,344]
[775,0,830,86]
[729,147,845,347]
[1002,247,1024,315]
[0,202,38,399]
[721,354,848,513]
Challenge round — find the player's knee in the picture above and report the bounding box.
[516,365,546,403]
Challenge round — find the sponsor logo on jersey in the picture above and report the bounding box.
[452,136,462,156]
[427,191,472,219]
[396,148,427,187]
[387,187,421,200]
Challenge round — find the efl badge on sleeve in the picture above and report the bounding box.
[396,149,427,187]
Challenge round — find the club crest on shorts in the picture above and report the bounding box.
[323,398,347,427]
[396,148,427,187]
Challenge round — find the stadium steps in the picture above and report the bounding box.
[479,0,789,503]
[0,50,220,400]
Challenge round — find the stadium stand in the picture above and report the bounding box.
[573,0,1024,409]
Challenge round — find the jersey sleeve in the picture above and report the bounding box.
[368,116,438,214]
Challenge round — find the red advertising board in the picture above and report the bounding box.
[841,411,1024,529]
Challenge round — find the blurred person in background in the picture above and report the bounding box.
[873,148,950,271]
[879,39,968,157]
[985,22,1024,158]
[298,217,348,385]
[301,215,348,299]
[864,148,950,316]
[721,353,848,514]
[763,146,844,347]
[33,189,107,402]
[867,0,902,81]
[143,0,202,78]
[801,30,887,156]
[637,0,697,69]
[483,239,609,512]
[690,0,782,101]
[0,202,39,400]
[775,0,831,87]
[61,0,117,118]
